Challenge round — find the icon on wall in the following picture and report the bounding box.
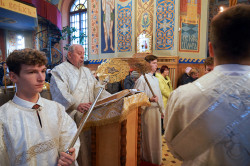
[137,30,152,53]
[142,12,150,29]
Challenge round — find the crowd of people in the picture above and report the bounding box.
[0,4,249,166]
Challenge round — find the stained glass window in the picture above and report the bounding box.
[70,0,88,60]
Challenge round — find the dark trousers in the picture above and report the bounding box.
[161,118,165,135]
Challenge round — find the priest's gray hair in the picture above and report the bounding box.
[67,44,82,58]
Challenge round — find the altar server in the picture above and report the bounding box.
[0,48,79,166]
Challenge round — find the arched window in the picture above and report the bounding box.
[70,0,88,60]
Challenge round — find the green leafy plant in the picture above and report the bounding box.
[60,26,86,50]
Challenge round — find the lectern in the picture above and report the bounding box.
[76,90,150,166]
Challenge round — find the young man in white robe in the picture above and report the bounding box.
[0,48,80,166]
[164,4,250,166]
[134,55,164,165]
[50,44,111,166]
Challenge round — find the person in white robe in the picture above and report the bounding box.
[0,48,80,166]
[164,5,250,166]
[134,55,164,165]
[50,44,111,166]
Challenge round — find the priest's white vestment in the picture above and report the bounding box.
[50,61,111,166]
[134,73,164,165]
[164,64,250,166]
[0,95,80,166]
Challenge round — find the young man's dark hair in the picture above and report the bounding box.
[204,57,214,74]
[145,54,157,63]
[204,57,214,67]
[6,48,47,75]
[210,4,250,64]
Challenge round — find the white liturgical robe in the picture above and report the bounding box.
[165,64,250,166]
[50,61,111,119]
[50,61,111,166]
[134,73,164,165]
[0,95,80,166]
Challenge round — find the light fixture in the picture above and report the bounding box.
[219,6,224,13]
[17,35,23,39]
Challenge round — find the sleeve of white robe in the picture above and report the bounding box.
[0,122,11,166]
[57,104,80,159]
[134,75,164,111]
[163,88,186,161]
[134,76,147,108]
[50,70,77,112]
[134,75,144,91]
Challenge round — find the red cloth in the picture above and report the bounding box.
[30,0,61,29]
[21,0,32,3]
[32,104,40,110]
[57,10,62,30]
[32,0,46,18]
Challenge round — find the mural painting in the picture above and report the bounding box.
[91,0,99,55]
[101,0,115,53]
[117,1,132,52]
[142,12,150,29]
[179,0,201,52]
[155,0,175,50]
[136,0,154,37]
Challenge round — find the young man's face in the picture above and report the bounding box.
[10,64,46,98]
[68,45,84,68]
[149,59,158,73]
[205,65,214,74]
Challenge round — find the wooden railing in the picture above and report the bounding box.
[87,55,205,90]
[118,56,179,89]
[156,56,179,89]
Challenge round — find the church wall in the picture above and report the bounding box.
[58,0,211,89]
[90,0,136,60]
[116,1,134,57]
[60,0,71,59]
[60,0,210,62]
[58,0,250,62]
[153,0,177,56]
[177,0,209,59]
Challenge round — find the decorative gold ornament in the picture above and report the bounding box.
[96,59,130,83]
[127,58,151,74]
[43,82,50,90]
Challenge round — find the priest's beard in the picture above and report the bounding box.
[77,62,83,68]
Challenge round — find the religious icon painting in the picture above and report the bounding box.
[137,30,152,53]
[101,0,115,53]
[179,0,201,53]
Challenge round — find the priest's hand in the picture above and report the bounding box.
[149,96,158,102]
[57,148,76,166]
[77,102,92,113]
